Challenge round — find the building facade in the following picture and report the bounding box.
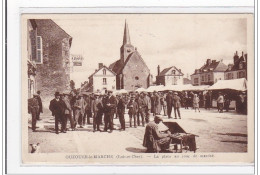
[156,66,184,86]
[191,59,228,86]
[88,63,116,92]
[27,19,37,98]
[33,19,72,102]
[225,51,247,80]
[109,21,151,91]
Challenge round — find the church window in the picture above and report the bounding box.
[103,69,106,75]
[135,76,139,80]
[103,78,107,85]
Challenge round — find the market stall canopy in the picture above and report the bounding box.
[186,85,210,91]
[207,78,247,91]
[118,89,128,94]
[163,84,194,91]
[135,87,146,92]
[146,85,164,92]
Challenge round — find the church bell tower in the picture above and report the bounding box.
[120,20,135,63]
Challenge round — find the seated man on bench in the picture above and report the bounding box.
[143,115,171,153]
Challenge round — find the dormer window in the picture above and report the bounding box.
[172,70,176,75]
[103,69,106,75]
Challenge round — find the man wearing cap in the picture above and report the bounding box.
[62,92,75,131]
[104,90,117,132]
[35,90,43,120]
[173,92,181,119]
[136,94,146,127]
[49,92,64,134]
[92,93,101,132]
[117,94,126,130]
[166,91,173,118]
[143,92,151,123]
[74,94,87,128]
[28,94,39,132]
[143,115,171,153]
[127,96,138,128]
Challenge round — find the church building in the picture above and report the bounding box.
[109,21,151,91]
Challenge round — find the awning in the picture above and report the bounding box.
[146,85,164,92]
[207,78,247,91]
[135,87,146,92]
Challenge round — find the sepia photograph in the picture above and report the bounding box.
[21,14,254,164]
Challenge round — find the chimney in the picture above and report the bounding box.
[206,59,212,65]
[233,51,239,63]
[98,63,103,69]
[157,65,160,76]
[179,69,182,73]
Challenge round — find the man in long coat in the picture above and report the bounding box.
[166,91,173,118]
[117,94,126,130]
[74,94,87,128]
[49,92,64,134]
[28,94,39,132]
[36,90,43,120]
[143,115,171,153]
[154,91,161,115]
[143,92,151,123]
[104,90,117,132]
[173,92,181,119]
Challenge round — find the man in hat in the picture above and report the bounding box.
[127,96,138,128]
[136,93,146,127]
[62,92,75,131]
[173,92,181,119]
[143,115,171,153]
[28,94,39,132]
[117,94,126,130]
[104,90,117,132]
[35,90,43,120]
[74,93,87,128]
[166,91,174,118]
[49,92,64,134]
[143,92,151,123]
[92,93,101,132]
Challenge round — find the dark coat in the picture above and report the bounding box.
[166,94,173,107]
[117,98,126,110]
[127,101,138,115]
[107,95,117,113]
[49,99,64,116]
[173,95,181,108]
[36,96,43,113]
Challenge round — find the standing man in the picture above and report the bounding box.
[217,92,224,113]
[92,93,100,132]
[143,92,151,123]
[74,94,86,128]
[63,92,75,131]
[36,91,43,120]
[137,94,146,127]
[127,96,138,128]
[173,92,181,119]
[28,94,39,132]
[166,91,173,119]
[117,94,126,131]
[49,92,64,134]
[154,91,161,115]
[105,90,117,133]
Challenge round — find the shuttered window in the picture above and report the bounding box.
[35,36,43,64]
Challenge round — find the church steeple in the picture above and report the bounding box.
[120,20,135,62]
[123,20,131,45]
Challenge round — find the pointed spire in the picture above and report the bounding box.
[123,20,131,45]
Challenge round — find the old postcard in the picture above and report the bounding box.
[21,14,254,164]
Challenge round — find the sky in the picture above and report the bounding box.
[53,14,248,88]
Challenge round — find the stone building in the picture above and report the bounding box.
[33,19,72,102]
[88,63,116,92]
[156,65,184,86]
[27,19,37,98]
[109,21,151,91]
[191,59,228,86]
[225,51,247,80]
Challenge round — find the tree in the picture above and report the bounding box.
[70,80,75,90]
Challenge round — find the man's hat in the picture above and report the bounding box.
[107,90,113,93]
[174,92,178,95]
[94,93,100,96]
[54,92,60,96]
[154,115,163,121]
[33,93,38,97]
[37,90,41,94]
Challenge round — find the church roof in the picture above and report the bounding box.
[109,51,150,75]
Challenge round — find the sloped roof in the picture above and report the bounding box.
[192,60,228,75]
[208,78,247,91]
[226,56,247,72]
[88,65,116,79]
[158,66,184,76]
[109,50,150,75]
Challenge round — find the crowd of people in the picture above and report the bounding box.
[28,89,247,134]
